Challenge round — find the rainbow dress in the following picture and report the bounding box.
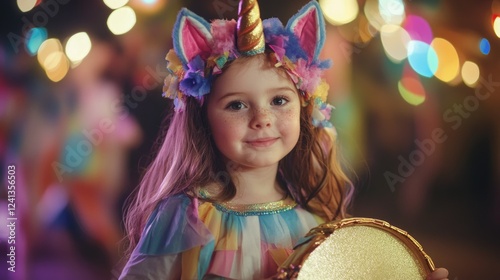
[119,194,323,279]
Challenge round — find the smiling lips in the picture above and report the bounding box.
[245,137,279,147]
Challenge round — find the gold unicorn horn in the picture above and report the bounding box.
[237,0,265,55]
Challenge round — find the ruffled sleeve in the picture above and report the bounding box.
[120,194,214,280]
[138,194,214,254]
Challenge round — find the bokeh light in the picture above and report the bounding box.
[107,6,137,35]
[357,15,376,43]
[103,0,129,9]
[479,38,490,55]
[398,77,426,105]
[398,65,426,105]
[37,38,70,82]
[320,0,359,26]
[25,27,47,56]
[129,0,167,13]
[17,0,38,12]
[37,38,63,70]
[461,61,480,87]
[44,52,70,82]
[381,24,410,62]
[364,0,385,31]
[431,38,460,83]
[43,51,65,72]
[403,15,433,44]
[379,0,405,26]
[407,41,438,78]
[65,32,92,66]
[493,16,500,38]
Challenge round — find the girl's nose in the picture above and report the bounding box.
[250,108,271,129]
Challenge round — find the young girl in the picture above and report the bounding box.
[119,1,449,279]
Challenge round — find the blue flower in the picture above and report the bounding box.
[179,71,211,98]
[187,55,205,72]
[178,55,212,98]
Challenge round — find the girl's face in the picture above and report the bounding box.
[207,56,301,170]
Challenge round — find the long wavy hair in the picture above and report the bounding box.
[123,54,354,257]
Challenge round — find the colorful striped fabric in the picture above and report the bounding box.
[120,194,323,280]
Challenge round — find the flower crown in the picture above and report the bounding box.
[163,0,334,128]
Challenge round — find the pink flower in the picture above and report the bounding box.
[211,19,237,55]
[294,59,322,94]
[268,35,288,61]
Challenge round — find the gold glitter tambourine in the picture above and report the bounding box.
[277,217,435,279]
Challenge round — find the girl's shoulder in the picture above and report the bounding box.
[136,193,213,255]
[155,192,192,210]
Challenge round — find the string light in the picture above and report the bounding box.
[319,0,359,26]
[381,24,410,62]
[493,16,500,38]
[461,61,480,87]
[479,38,490,55]
[107,6,137,35]
[103,0,129,9]
[45,52,70,82]
[398,77,426,105]
[364,0,385,31]
[398,64,426,105]
[379,0,405,26]
[65,32,92,66]
[37,38,70,82]
[407,41,438,78]
[129,0,167,13]
[15,0,491,88]
[431,38,459,83]
[17,0,38,12]
[37,38,63,70]
[403,15,433,44]
[25,27,47,56]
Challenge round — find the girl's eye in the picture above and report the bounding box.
[272,96,288,106]
[226,101,246,111]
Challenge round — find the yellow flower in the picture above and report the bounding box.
[313,80,329,102]
[163,74,179,99]
[165,49,183,74]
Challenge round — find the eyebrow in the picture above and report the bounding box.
[216,86,296,102]
[216,92,246,102]
[269,86,296,94]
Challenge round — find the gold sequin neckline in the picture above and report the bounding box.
[199,190,297,216]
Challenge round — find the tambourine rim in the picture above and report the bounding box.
[278,217,436,279]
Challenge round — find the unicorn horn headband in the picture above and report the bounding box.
[163,0,335,128]
[237,0,265,55]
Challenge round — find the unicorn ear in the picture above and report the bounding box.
[286,1,325,62]
[172,8,213,65]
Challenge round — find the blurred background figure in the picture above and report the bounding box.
[1,39,142,279]
[24,41,141,279]
[0,0,500,279]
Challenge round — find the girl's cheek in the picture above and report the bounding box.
[283,107,300,121]
[277,109,300,128]
[225,114,248,128]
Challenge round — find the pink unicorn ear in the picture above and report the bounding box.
[172,8,213,65]
[286,1,326,62]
